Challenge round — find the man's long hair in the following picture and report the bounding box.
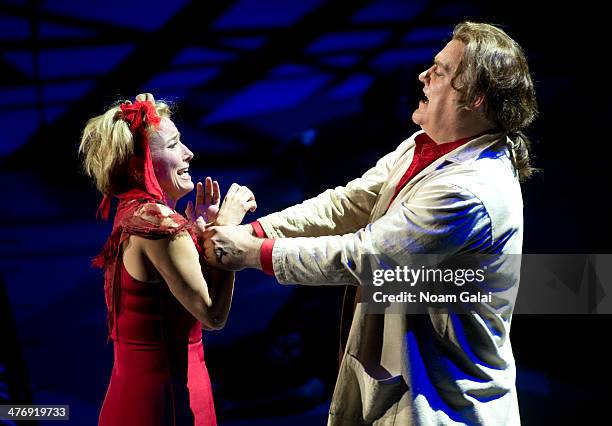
[452,22,538,182]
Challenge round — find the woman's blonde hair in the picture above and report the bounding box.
[79,100,171,195]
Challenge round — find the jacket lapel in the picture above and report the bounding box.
[383,132,505,214]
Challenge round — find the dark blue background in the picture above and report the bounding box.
[1,1,609,424]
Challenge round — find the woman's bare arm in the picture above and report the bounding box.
[140,230,230,330]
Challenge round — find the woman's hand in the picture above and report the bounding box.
[186,177,221,225]
[215,183,257,226]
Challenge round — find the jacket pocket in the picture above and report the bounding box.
[331,353,408,424]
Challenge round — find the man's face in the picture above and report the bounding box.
[412,39,466,141]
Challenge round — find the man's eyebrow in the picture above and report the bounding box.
[434,59,451,72]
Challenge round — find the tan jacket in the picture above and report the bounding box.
[258,131,522,425]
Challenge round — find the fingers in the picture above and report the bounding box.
[193,216,207,240]
[202,229,216,240]
[212,180,221,207]
[204,177,213,206]
[196,181,204,208]
[236,186,256,211]
[195,216,206,233]
[185,200,194,221]
[224,184,254,202]
[228,183,240,195]
[236,185,253,198]
[201,224,217,240]
[244,200,257,212]
[223,183,240,203]
[215,183,257,225]
[203,239,217,265]
[222,184,257,213]
[237,186,255,202]
[202,226,223,266]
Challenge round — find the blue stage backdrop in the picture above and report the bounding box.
[0,1,609,425]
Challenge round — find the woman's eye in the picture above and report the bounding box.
[168,142,178,149]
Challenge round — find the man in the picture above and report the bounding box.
[206,22,537,425]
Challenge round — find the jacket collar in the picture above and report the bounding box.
[444,131,507,164]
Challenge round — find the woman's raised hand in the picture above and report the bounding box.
[186,177,221,225]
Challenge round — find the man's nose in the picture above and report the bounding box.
[418,67,430,84]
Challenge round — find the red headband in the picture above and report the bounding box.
[120,100,161,133]
[96,101,166,220]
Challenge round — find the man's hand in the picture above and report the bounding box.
[204,225,263,271]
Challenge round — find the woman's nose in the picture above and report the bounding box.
[183,145,194,162]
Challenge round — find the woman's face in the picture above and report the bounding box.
[149,117,194,202]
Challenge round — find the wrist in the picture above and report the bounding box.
[242,224,257,236]
[246,235,264,270]
[215,214,243,227]
[214,216,229,226]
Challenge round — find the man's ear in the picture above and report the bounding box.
[465,95,485,111]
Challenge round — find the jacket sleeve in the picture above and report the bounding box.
[257,139,413,239]
[270,182,493,286]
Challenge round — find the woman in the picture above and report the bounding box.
[80,93,255,425]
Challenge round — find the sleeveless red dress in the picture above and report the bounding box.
[95,195,217,426]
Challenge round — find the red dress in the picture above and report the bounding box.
[96,196,217,426]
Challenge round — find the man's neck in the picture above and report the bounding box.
[426,123,496,145]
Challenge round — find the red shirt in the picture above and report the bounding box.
[253,132,474,275]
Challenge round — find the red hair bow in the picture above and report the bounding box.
[119,100,161,133]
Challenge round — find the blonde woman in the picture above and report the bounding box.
[80,93,255,426]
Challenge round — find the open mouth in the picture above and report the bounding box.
[177,167,189,177]
[420,92,429,105]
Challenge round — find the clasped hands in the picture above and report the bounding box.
[186,177,263,271]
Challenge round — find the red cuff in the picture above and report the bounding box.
[250,221,267,238]
[260,238,275,276]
